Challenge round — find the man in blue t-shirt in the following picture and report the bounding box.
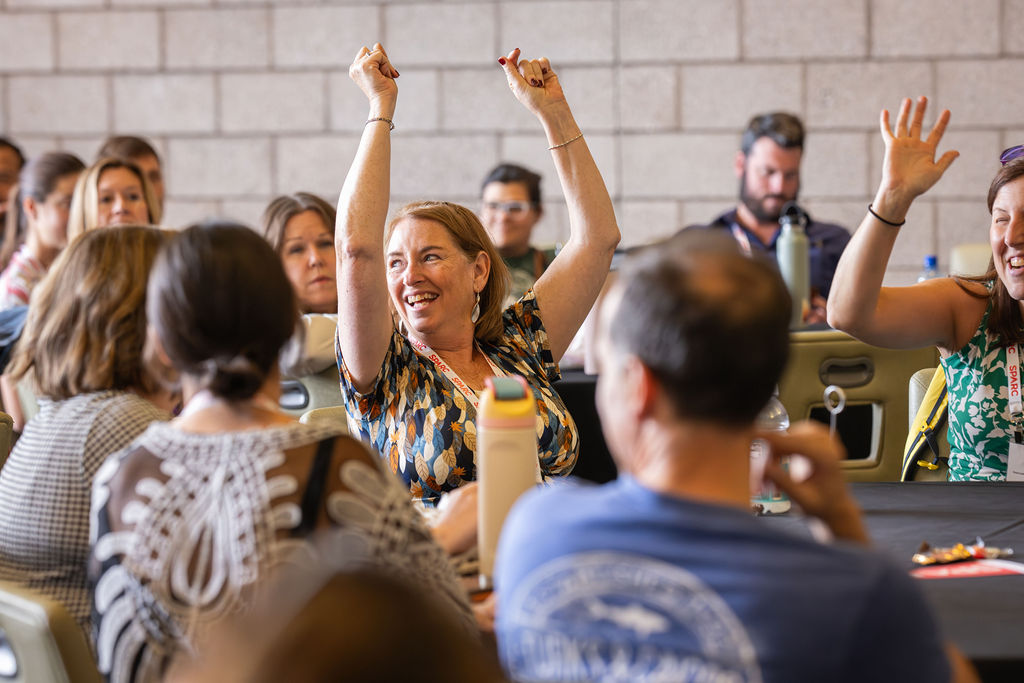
[495,231,976,683]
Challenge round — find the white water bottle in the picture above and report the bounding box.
[776,202,810,329]
[917,254,939,282]
[751,389,791,514]
[477,375,540,588]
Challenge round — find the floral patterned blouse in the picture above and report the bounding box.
[338,291,579,503]
[942,297,1012,480]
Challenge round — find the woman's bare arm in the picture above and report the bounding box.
[827,97,965,351]
[497,50,620,361]
[335,44,400,392]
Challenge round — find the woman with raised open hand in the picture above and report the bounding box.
[827,95,1024,481]
[336,44,619,503]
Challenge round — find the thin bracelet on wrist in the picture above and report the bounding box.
[548,131,583,150]
[366,116,395,131]
[867,204,905,227]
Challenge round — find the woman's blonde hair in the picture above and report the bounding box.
[385,201,510,344]
[7,225,170,400]
[66,157,161,241]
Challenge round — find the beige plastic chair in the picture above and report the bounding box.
[905,367,950,481]
[299,405,348,432]
[949,242,991,276]
[0,580,100,683]
[279,365,343,419]
[778,329,938,482]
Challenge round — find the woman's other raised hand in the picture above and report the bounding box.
[497,48,567,118]
[877,96,959,215]
[349,43,399,115]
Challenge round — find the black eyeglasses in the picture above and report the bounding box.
[1000,145,1024,166]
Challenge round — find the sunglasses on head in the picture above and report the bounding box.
[1000,145,1024,165]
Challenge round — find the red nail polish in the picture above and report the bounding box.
[498,57,506,65]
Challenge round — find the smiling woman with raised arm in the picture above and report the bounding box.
[828,96,1024,481]
[336,44,619,503]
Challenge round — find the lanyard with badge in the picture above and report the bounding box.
[408,338,503,411]
[730,224,753,256]
[1006,345,1024,480]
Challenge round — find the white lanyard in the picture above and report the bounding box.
[730,224,752,256]
[1007,345,1024,442]
[409,338,503,411]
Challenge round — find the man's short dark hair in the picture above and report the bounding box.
[740,112,805,156]
[481,163,542,207]
[608,231,791,426]
[97,135,160,163]
[0,138,25,168]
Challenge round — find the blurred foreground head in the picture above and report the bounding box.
[598,230,791,430]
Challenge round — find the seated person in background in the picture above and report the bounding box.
[0,152,85,310]
[96,135,165,213]
[67,157,161,240]
[829,97,1019,482]
[169,533,504,683]
[0,137,25,263]
[495,230,976,683]
[0,226,173,634]
[91,222,472,683]
[480,163,555,305]
[336,44,618,503]
[261,192,338,376]
[684,111,850,324]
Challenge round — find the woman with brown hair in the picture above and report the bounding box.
[90,222,471,683]
[67,157,160,240]
[0,151,85,310]
[261,193,338,376]
[0,225,173,632]
[829,96,1021,481]
[337,44,620,503]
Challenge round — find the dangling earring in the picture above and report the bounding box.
[471,292,481,324]
[393,311,407,336]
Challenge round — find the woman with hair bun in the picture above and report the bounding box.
[90,222,472,683]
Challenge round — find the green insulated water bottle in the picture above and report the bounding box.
[777,201,809,329]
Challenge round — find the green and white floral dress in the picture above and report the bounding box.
[941,300,1013,480]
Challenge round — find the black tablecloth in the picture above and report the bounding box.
[554,370,616,483]
[767,482,1024,678]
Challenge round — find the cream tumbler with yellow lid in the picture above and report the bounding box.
[477,375,540,588]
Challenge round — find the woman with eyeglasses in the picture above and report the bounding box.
[479,163,554,306]
[337,44,619,504]
[828,96,1024,482]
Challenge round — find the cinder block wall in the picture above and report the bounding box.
[2,0,1022,284]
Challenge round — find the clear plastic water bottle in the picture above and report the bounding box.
[917,254,939,283]
[751,389,791,514]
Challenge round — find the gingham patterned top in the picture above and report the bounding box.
[0,391,168,629]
